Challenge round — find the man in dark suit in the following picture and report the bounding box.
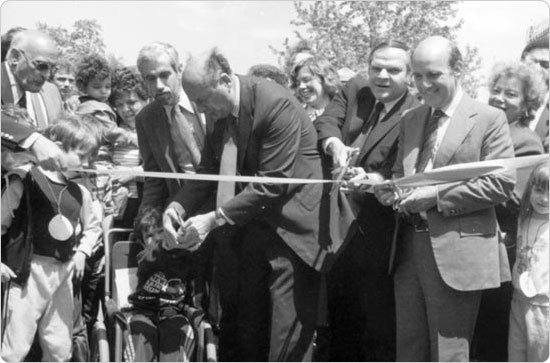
[315,39,419,361]
[374,36,515,361]
[135,42,206,211]
[163,48,327,361]
[521,34,549,150]
[1,30,67,171]
[1,30,63,128]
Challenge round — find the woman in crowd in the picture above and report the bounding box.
[108,66,149,227]
[472,61,546,362]
[290,56,342,122]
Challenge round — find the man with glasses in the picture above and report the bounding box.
[1,29,67,171]
[521,33,549,147]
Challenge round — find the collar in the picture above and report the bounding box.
[435,86,463,118]
[381,93,405,115]
[231,75,240,118]
[164,86,196,115]
[5,63,24,104]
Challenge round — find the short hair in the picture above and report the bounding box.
[42,114,100,156]
[1,104,35,129]
[488,61,547,125]
[448,42,464,74]
[368,39,411,66]
[247,64,289,87]
[137,42,180,74]
[75,54,112,91]
[521,34,550,60]
[133,206,163,242]
[202,48,232,86]
[52,58,75,77]
[1,27,26,62]
[109,66,148,105]
[290,56,342,100]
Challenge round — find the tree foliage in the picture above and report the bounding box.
[37,19,122,68]
[273,1,483,97]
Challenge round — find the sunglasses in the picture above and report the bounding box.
[17,49,55,73]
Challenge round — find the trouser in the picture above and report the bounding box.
[394,226,481,362]
[1,255,74,362]
[237,222,320,362]
[508,293,549,362]
[129,310,194,362]
[327,227,396,362]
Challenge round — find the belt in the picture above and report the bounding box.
[403,213,429,232]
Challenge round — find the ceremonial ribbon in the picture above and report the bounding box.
[70,154,548,188]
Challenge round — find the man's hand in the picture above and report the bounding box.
[397,186,438,214]
[373,181,398,206]
[71,251,87,281]
[30,134,68,171]
[326,139,357,169]
[1,263,16,283]
[341,168,384,193]
[178,211,217,251]
[163,202,186,246]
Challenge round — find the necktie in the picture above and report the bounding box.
[350,101,385,166]
[415,109,445,173]
[216,115,238,208]
[17,92,26,109]
[171,105,202,170]
[30,92,47,128]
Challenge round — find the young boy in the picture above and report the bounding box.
[1,115,102,362]
[126,207,196,362]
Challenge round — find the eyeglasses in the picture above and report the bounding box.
[16,49,55,73]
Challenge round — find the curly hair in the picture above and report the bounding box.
[488,61,547,125]
[42,114,100,157]
[75,53,112,91]
[108,66,148,105]
[247,64,289,88]
[290,56,341,101]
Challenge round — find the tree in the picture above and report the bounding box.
[36,19,118,66]
[272,1,483,97]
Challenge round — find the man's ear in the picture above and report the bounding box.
[176,63,184,79]
[219,73,232,88]
[7,49,21,67]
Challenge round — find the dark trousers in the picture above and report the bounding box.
[129,311,189,361]
[237,222,320,361]
[394,226,481,362]
[327,227,396,361]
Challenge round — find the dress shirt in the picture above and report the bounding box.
[5,64,48,127]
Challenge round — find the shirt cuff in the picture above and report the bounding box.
[217,207,235,225]
[167,201,186,219]
[19,132,40,149]
[322,137,341,154]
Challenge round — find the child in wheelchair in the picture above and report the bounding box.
[124,206,203,362]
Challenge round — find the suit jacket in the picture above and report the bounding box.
[393,94,516,291]
[174,76,328,271]
[315,76,419,271]
[135,99,206,210]
[1,62,63,126]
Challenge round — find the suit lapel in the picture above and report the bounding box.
[403,105,431,176]
[236,75,253,170]
[345,86,376,145]
[1,63,14,105]
[433,95,477,168]
[152,103,178,172]
[357,92,412,162]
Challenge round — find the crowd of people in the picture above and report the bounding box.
[0,24,549,363]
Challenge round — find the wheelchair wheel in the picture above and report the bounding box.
[90,320,110,362]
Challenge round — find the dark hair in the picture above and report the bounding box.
[521,34,550,60]
[75,53,112,91]
[109,66,148,106]
[1,27,26,62]
[368,39,410,65]
[133,206,163,242]
[448,43,464,74]
[42,114,100,156]
[247,64,289,87]
[518,161,549,224]
[290,56,342,100]
[52,58,75,78]
[488,61,547,125]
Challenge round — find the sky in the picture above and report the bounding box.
[1,0,549,95]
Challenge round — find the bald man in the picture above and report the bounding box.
[374,36,515,361]
[1,30,69,171]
